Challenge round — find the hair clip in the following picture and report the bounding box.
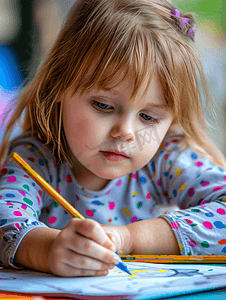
[171,9,194,37]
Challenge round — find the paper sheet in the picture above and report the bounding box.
[1,263,226,299]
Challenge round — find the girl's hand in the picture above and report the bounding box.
[48,219,120,277]
[101,224,132,255]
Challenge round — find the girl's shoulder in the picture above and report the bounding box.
[8,131,55,163]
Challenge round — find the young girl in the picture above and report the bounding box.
[1,0,226,277]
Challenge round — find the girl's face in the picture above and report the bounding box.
[62,75,173,190]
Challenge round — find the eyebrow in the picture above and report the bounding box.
[92,94,169,111]
[142,103,169,110]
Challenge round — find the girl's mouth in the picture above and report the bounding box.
[100,151,129,161]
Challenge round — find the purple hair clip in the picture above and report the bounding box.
[171,9,194,37]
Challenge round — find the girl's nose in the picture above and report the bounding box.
[110,122,134,143]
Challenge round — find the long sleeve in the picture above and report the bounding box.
[0,137,53,268]
[151,136,226,255]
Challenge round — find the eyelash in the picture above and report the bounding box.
[91,100,160,124]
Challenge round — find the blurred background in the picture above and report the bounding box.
[0,0,225,155]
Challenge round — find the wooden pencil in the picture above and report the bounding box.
[10,152,85,219]
[119,255,226,264]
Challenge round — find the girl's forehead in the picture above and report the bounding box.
[83,73,167,107]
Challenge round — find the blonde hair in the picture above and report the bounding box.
[1,0,226,169]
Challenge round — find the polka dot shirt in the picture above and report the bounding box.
[1,132,226,268]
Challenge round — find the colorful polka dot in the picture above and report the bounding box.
[132,173,137,180]
[23,198,33,206]
[0,168,8,175]
[137,202,143,208]
[201,241,209,248]
[106,190,111,195]
[191,153,198,159]
[21,204,27,210]
[157,178,161,187]
[13,211,22,217]
[188,240,196,247]
[27,157,35,162]
[170,222,179,229]
[66,175,72,183]
[195,162,203,167]
[140,177,147,184]
[216,208,226,215]
[0,219,7,226]
[5,193,16,198]
[218,239,226,245]
[48,216,57,224]
[116,179,122,187]
[18,191,26,196]
[205,212,214,217]
[201,181,210,187]
[132,191,138,197]
[86,210,94,217]
[180,184,186,192]
[109,202,115,210]
[188,188,195,197]
[7,175,16,183]
[222,247,226,253]
[38,159,44,166]
[131,216,138,223]
[214,221,224,229]
[22,184,30,191]
[15,223,22,230]
[164,154,169,160]
[173,190,177,197]
[151,162,155,172]
[146,193,151,199]
[38,149,45,157]
[175,168,181,175]
[203,221,213,229]
[122,208,131,216]
[213,185,225,192]
[185,219,193,224]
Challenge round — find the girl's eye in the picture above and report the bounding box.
[140,113,159,124]
[91,100,159,124]
[91,100,113,110]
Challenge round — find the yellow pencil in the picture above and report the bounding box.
[10,152,131,275]
[119,255,226,264]
[10,152,85,219]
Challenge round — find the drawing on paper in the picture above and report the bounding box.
[0,262,226,298]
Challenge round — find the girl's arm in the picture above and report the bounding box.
[126,218,180,254]
[14,227,59,273]
[102,218,180,255]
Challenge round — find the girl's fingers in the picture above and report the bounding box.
[68,232,120,265]
[56,263,109,277]
[62,250,115,271]
[71,219,116,251]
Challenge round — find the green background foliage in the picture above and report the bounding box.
[173,0,225,35]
